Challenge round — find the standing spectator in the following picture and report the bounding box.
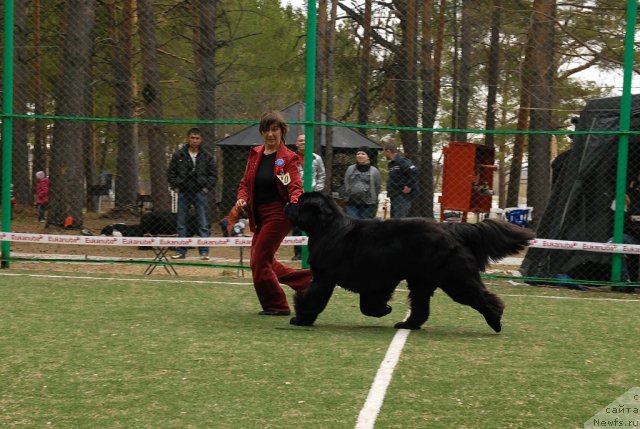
[34,171,49,223]
[10,184,16,220]
[383,143,418,218]
[167,127,217,260]
[294,133,326,192]
[344,146,381,219]
[291,133,326,260]
[236,111,312,316]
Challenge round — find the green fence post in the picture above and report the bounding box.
[1,0,15,268]
[610,0,637,284]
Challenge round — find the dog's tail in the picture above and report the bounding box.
[446,219,535,270]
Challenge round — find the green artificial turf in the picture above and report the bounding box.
[0,272,638,428]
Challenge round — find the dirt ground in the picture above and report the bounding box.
[3,204,301,278]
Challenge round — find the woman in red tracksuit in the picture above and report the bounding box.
[236,111,312,315]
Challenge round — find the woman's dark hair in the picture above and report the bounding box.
[258,111,288,139]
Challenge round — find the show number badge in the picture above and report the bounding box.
[275,158,290,185]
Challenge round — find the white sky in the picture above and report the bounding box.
[281,0,306,10]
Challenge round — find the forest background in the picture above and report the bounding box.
[1,0,638,229]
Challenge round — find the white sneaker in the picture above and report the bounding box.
[170,253,186,260]
[200,255,210,261]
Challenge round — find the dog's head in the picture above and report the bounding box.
[286,192,344,234]
[100,224,117,236]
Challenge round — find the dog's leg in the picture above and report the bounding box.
[394,284,434,330]
[475,290,504,333]
[359,293,392,318]
[290,279,336,326]
[440,272,504,333]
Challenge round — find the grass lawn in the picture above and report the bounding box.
[1,271,638,428]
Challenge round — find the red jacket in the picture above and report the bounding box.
[35,177,49,205]
[237,143,303,232]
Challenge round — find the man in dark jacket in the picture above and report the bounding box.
[384,143,418,218]
[167,127,217,259]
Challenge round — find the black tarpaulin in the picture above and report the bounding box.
[520,94,640,282]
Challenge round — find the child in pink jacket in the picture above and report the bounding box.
[35,171,49,222]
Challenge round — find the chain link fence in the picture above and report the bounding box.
[1,1,639,286]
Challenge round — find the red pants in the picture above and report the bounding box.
[250,201,312,311]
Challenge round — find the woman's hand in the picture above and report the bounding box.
[236,199,247,209]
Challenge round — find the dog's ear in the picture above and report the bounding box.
[317,195,336,227]
[100,225,113,236]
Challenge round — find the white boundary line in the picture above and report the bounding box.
[501,293,640,302]
[355,327,411,429]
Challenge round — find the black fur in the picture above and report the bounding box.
[285,192,535,331]
[139,211,199,236]
[100,223,143,237]
[100,212,199,237]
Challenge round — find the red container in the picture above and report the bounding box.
[440,141,495,221]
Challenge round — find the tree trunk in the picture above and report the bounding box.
[497,83,509,207]
[526,0,556,228]
[109,0,138,210]
[418,0,435,218]
[484,0,502,148]
[432,0,446,106]
[453,0,472,142]
[194,0,217,148]
[83,90,96,212]
[314,0,328,155]
[12,0,30,205]
[31,0,47,183]
[430,0,447,196]
[138,0,171,212]
[193,0,218,218]
[49,0,96,228]
[357,0,372,137]
[449,0,459,141]
[394,0,419,162]
[506,16,535,208]
[324,0,339,194]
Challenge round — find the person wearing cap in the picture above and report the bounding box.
[34,171,49,223]
[343,146,382,219]
[383,143,418,218]
[236,111,312,316]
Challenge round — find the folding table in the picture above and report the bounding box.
[144,235,178,276]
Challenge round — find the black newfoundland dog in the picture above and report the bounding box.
[285,192,535,331]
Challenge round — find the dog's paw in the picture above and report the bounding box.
[362,304,392,318]
[487,318,502,333]
[290,316,314,326]
[394,320,421,330]
[483,314,502,333]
